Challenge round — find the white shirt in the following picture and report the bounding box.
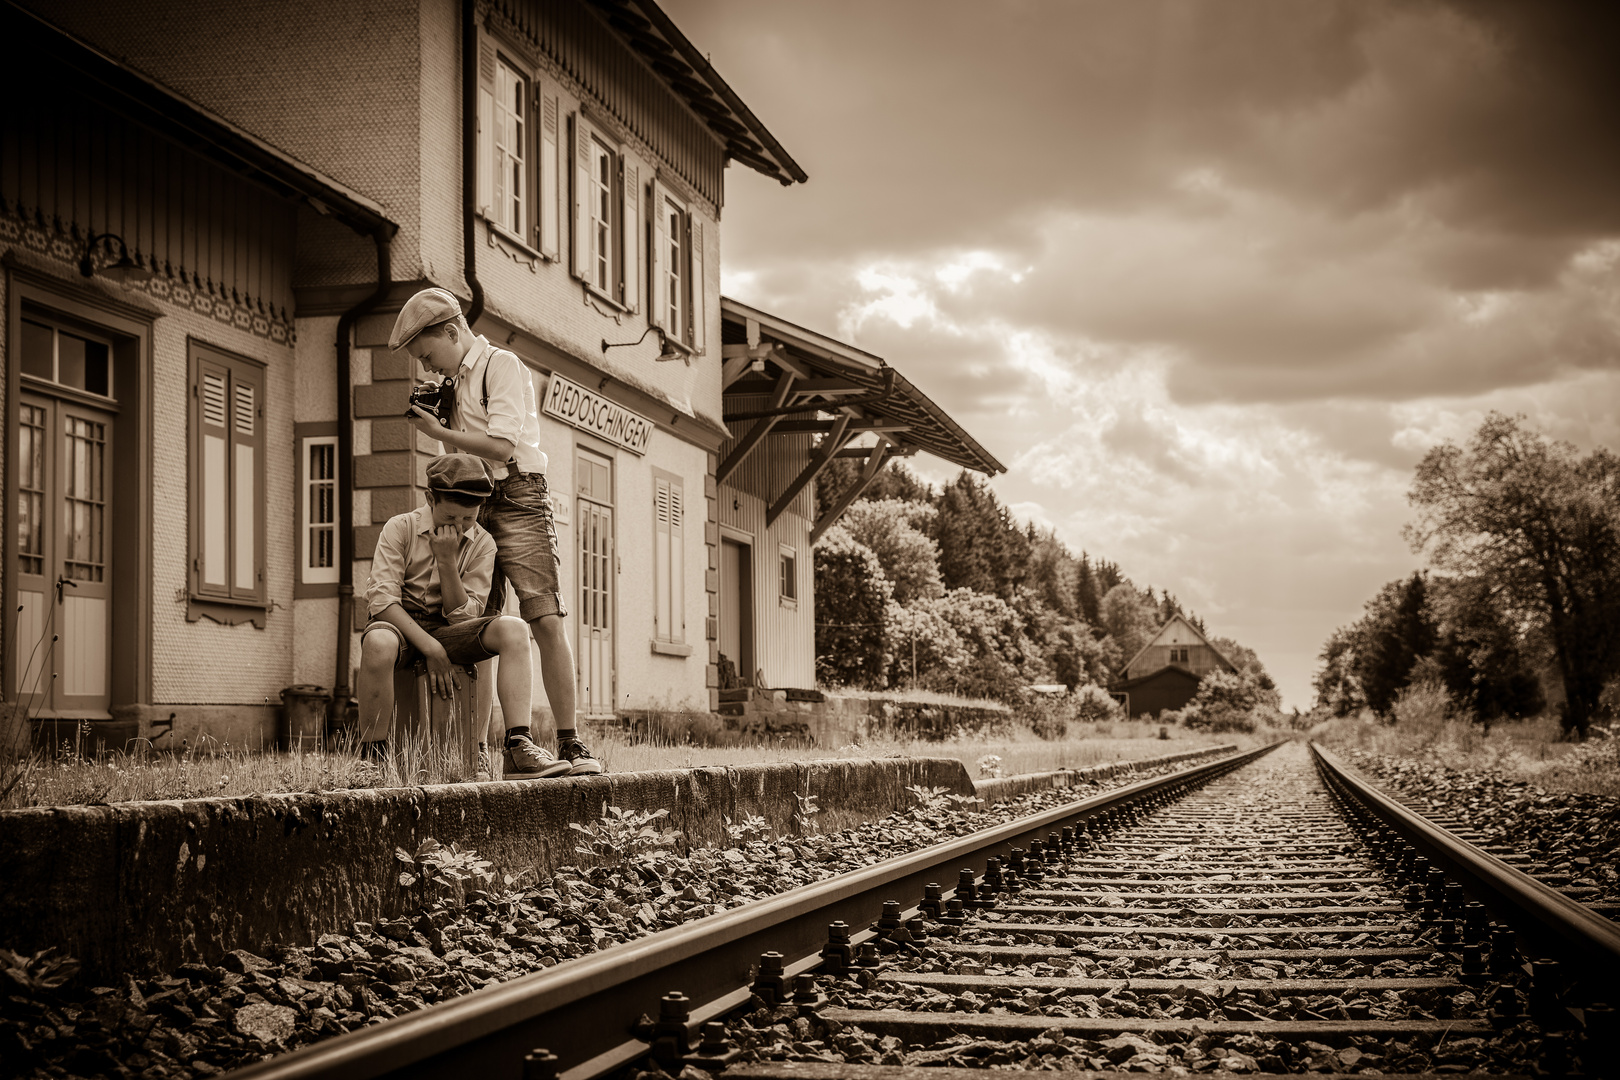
[364,505,497,623]
[445,335,548,480]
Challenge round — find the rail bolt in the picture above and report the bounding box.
[682,1020,742,1070]
[650,992,692,1065]
[788,972,827,1011]
[956,868,978,904]
[522,1049,560,1080]
[821,921,854,972]
[1060,825,1077,851]
[906,915,930,941]
[941,898,966,928]
[920,882,945,918]
[1529,958,1570,1029]
[753,951,786,1004]
[1581,1002,1615,1066]
[877,900,903,936]
[856,940,883,968]
[1461,942,1486,980]
[1489,926,1521,975]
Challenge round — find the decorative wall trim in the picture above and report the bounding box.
[0,210,296,346]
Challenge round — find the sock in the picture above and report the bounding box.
[505,725,531,747]
[556,727,576,743]
[361,739,389,761]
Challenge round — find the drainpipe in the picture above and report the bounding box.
[463,0,485,325]
[332,230,395,717]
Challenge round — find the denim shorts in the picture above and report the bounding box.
[480,472,567,621]
[362,612,503,668]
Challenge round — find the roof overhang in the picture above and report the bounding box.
[584,0,807,187]
[719,297,1005,476]
[5,1,397,239]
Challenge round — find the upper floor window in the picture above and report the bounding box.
[588,137,614,293]
[1170,647,1189,663]
[491,58,527,236]
[649,181,705,354]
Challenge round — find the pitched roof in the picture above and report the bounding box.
[579,0,808,186]
[1118,614,1238,677]
[720,298,1005,475]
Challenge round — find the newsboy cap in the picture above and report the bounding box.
[425,454,494,498]
[389,287,464,350]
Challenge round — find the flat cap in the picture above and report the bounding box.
[389,287,463,350]
[425,453,494,497]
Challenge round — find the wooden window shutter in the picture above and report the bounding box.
[477,40,495,218]
[539,87,559,260]
[648,180,670,330]
[654,476,671,639]
[690,217,706,354]
[191,346,266,606]
[195,357,232,598]
[230,363,266,604]
[669,480,684,638]
[621,156,640,312]
[570,113,592,281]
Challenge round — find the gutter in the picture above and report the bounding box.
[463,0,485,324]
[331,231,395,715]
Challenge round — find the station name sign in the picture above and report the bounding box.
[542,374,654,455]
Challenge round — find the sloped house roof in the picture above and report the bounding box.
[1110,614,1238,718]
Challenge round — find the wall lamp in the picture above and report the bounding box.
[79,232,154,284]
[601,325,685,364]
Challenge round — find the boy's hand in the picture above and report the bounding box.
[407,405,443,432]
[421,640,455,699]
[429,524,461,561]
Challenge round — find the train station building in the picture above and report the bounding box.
[1,0,999,750]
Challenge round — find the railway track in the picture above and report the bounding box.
[228,741,1620,1079]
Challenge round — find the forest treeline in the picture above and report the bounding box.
[811,460,1271,708]
[1315,413,1620,737]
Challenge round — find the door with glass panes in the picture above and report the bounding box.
[576,448,615,717]
[16,317,116,717]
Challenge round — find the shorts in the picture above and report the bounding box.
[361,612,504,669]
[480,471,567,622]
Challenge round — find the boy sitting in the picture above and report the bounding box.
[357,453,569,778]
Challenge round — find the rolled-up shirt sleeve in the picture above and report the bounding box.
[481,351,527,448]
[444,531,497,623]
[364,516,411,619]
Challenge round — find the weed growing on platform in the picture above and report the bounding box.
[570,806,681,865]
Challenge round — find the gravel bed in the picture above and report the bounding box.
[1344,749,1620,904]
[0,759,1203,1080]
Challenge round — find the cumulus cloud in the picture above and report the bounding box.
[680,0,1620,707]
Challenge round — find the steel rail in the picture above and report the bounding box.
[226,743,1279,1080]
[1310,743,1620,986]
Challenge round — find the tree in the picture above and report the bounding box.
[932,472,1029,600]
[1075,554,1102,627]
[813,526,892,688]
[1407,414,1620,736]
[1314,626,1365,717]
[815,458,933,522]
[1427,576,1544,723]
[1358,573,1437,717]
[1100,584,1159,675]
[839,499,944,605]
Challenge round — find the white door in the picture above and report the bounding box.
[576,449,615,717]
[16,391,113,717]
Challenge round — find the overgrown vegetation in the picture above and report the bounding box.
[813,464,1269,703]
[1316,413,1620,739]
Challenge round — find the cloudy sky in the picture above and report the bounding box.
[673,0,1620,709]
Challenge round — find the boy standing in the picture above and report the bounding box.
[357,454,566,777]
[391,288,602,776]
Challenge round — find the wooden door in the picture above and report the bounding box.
[16,392,113,717]
[576,449,615,717]
[719,537,754,686]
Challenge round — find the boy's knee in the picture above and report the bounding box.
[529,613,565,643]
[485,615,530,653]
[359,630,399,674]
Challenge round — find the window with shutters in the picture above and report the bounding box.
[648,181,706,355]
[570,112,642,312]
[652,470,686,646]
[779,544,798,606]
[477,37,560,260]
[188,340,267,622]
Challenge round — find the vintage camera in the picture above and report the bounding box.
[405,377,457,428]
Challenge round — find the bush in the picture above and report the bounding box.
[1018,695,1071,740]
[814,526,892,687]
[1181,670,1264,733]
[1070,683,1124,723]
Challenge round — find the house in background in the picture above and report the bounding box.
[713,299,1003,707]
[2,0,804,749]
[1109,614,1237,718]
